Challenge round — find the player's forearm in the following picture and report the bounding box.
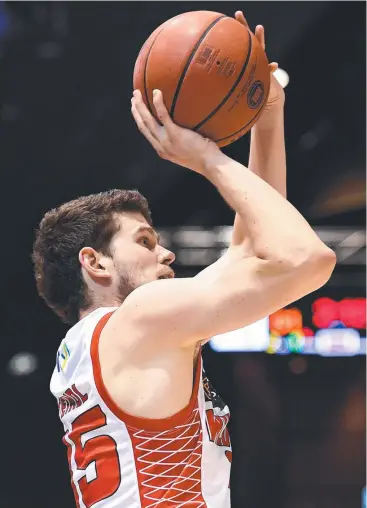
[203,151,333,267]
[232,108,286,247]
[248,108,287,196]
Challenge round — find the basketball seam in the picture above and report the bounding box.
[193,28,253,131]
[143,26,169,116]
[170,15,227,119]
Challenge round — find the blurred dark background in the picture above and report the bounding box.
[0,2,365,508]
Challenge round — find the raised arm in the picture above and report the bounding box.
[231,16,287,249]
[108,89,336,348]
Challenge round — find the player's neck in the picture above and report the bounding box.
[79,299,121,321]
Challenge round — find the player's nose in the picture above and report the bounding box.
[159,247,175,265]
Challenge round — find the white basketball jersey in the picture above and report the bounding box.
[50,307,232,508]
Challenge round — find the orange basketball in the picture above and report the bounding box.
[133,11,270,147]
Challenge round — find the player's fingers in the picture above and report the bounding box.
[269,62,278,73]
[235,11,249,29]
[152,90,174,130]
[132,90,162,139]
[255,25,265,50]
[131,99,164,153]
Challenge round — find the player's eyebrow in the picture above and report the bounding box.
[135,225,160,243]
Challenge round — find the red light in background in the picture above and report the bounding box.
[312,297,366,329]
[339,298,366,329]
[312,298,339,328]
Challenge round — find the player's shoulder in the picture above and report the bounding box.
[109,276,207,333]
[102,276,213,351]
[119,277,194,312]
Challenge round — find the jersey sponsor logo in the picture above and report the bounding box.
[58,383,88,418]
[202,372,231,459]
[56,341,71,372]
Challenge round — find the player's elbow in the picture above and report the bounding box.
[289,245,336,290]
[308,246,336,285]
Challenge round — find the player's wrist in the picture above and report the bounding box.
[185,140,223,176]
[200,150,233,179]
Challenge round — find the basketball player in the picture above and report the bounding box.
[32,17,335,508]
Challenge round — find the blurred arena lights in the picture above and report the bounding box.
[159,226,366,268]
[8,352,38,376]
[209,297,366,356]
[273,67,289,88]
[210,317,269,352]
[314,328,361,357]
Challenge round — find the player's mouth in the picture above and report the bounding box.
[158,270,175,279]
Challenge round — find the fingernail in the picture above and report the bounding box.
[153,89,159,96]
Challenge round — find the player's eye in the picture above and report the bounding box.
[140,236,153,248]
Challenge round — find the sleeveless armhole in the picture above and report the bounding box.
[90,311,202,432]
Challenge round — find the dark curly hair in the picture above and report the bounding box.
[32,189,152,325]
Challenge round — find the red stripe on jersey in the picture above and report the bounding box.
[90,311,202,431]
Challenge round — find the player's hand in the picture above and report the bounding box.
[131,89,221,175]
[235,11,285,115]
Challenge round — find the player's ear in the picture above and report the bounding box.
[79,247,112,280]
